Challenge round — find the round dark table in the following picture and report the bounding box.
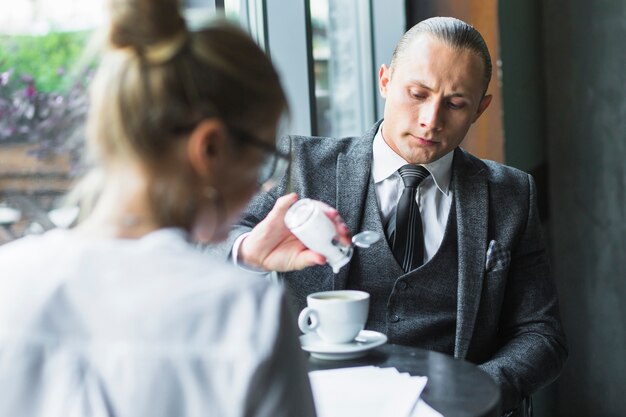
[307,343,501,417]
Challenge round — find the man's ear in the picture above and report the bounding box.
[187,118,227,178]
[379,64,391,98]
[472,94,492,123]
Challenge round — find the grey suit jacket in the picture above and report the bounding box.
[220,121,567,412]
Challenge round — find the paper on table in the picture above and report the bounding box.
[308,366,428,417]
[410,399,444,417]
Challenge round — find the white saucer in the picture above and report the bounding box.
[300,330,388,360]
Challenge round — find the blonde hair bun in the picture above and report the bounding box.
[107,0,187,54]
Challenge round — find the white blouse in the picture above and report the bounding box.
[0,228,315,417]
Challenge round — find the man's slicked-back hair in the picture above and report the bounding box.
[390,16,492,94]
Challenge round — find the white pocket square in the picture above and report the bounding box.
[485,240,511,271]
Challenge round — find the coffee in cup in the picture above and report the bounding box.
[298,290,369,344]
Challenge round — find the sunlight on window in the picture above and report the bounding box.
[309,0,374,138]
[224,0,241,21]
[310,0,331,136]
[0,0,104,34]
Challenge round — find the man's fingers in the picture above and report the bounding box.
[318,202,352,246]
[269,193,299,219]
[291,251,326,270]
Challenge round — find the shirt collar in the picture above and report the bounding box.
[372,123,453,195]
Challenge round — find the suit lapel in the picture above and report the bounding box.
[333,122,379,289]
[452,148,489,358]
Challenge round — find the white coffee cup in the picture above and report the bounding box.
[298,290,370,344]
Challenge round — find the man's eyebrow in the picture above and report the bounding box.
[406,80,433,91]
[407,79,470,98]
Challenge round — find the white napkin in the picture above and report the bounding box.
[411,399,444,417]
[309,366,440,417]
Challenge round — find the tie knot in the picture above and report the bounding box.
[398,164,430,188]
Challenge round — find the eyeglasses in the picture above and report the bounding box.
[228,126,290,190]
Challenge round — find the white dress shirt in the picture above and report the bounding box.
[0,228,315,417]
[372,124,454,263]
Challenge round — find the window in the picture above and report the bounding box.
[0,0,103,244]
[309,0,376,138]
[0,0,405,244]
[261,0,403,137]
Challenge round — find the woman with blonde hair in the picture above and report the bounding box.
[0,0,317,415]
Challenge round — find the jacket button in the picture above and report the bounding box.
[397,280,408,291]
[390,314,400,323]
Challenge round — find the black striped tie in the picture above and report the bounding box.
[389,164,430,272]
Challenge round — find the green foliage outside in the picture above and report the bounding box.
[0,31,91,93]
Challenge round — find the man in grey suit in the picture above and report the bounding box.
[221,17,567,416]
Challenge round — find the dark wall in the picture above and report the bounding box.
[497,2,557,413]
[542,1,626,416]
[499,0,550,223]
[499,1,546,173]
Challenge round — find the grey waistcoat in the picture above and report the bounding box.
[347,176,458,355]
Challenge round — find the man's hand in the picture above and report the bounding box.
[239,193,352,272]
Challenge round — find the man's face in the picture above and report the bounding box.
[379,35,492,164]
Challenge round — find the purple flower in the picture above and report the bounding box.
[0,67,91,171]
[24,84,37,98]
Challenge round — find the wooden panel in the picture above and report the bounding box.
[0,143,71,194]
[407,0,504,163]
